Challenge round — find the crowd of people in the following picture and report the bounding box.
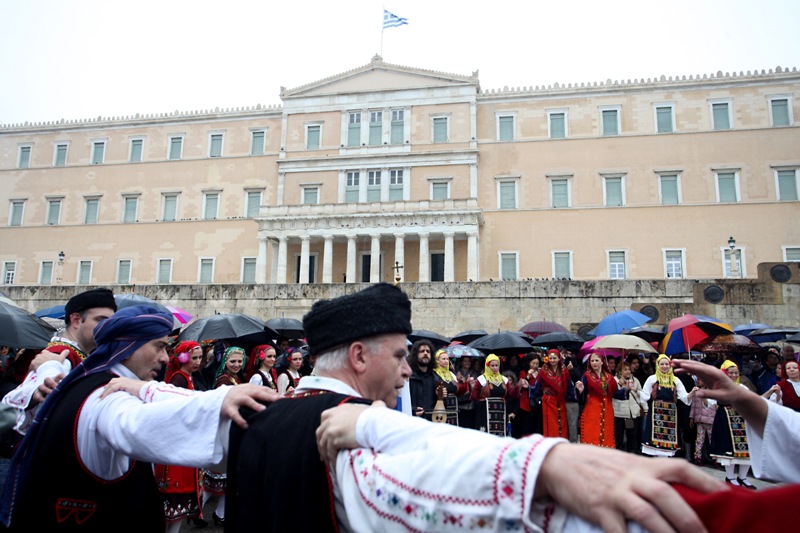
[0,285,797,531]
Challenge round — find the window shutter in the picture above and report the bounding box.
[712,103,730,130]
[660,176,679,205]
[717,173,737,203]
[602,110,618,135]
[777,170,798,201]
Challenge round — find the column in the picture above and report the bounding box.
[394,233,405,282]
[299,236,310,284]
[467,230,479,281]
[444,231,455,282]
[370,234,381,283]
[470,163,478,198]
[346,235,357,283]
[276,236,288,284]
[270,240,278,283]
[418,232,430,283]
[256,237,268,283]
[322,235,333,284]
[277,172,285,206]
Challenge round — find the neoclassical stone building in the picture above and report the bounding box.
[1,57,798,287]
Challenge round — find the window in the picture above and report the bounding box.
[302,186,319,205]
[18,145,32,168]
[710,100,732,130]
[199,258,214,283]
[209,133,224,158]
[129,138,144,162]
[117,260,132,284]
[47,199,62,225]
[784,247,800,262]
[769,96,791,127]
[600,107,620,136]
[432,116,449,143]
[295,255,318,283]
[654,104,675,133]
[716,171,739,203]
[157,259,173,283]
[54,143,68,167]
[84,197,100,224]
[659,174,680,205]
[388,169,404,201]
[40,261,54,285]
[550,177,570,208]
[776,168,799,201]
[162,194,178,221]
[250,130,266,155]
[499,252,518,280]
[9,200,24,226]
[553,251,572,279]
[547,110,567,139]
[497,113,515,141]
[345,170,360,202]
[497,179,517,209]
[430,252,445,282]
[305,124,321,150]
[664,250,685,278]
[123,196,138,223]
[78,261,92,284]
[430,180,450,201]
[203,192,219,220]
[241,257,257,283]
[245,191,262,217]
[367,171,381,202]
[369,111,382,146]
[348,112,361,147]
[603,175,625,206]
[391,109,404,144]
[723,247,743,278]
[168,136,183,160]
[2,262,15,285]
[91,140,105,164]
[608,251,626,279]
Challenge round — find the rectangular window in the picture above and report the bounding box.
[655,105,675,133]
[245,191,262,217]
[168,136,183,160]
[117,259,132,284]
[601,108,619,136]
[209,133,223,157]
[770,98,790,126]
[659,174,680,205]
[348,112,361,147]
[157,259,173,283]
[91,141,105,164]
[498,115,515,141]
[123,196,138,223]
[306,124,321,149]
[250,130,265,155]
[388,169,403,201]
[47,199,61,225]
[553,252,572,279]
[3,262,16,285]
[429,252,444,282]
[499,252,518,281]
[712,102,731,130]
[716,172,739,203]
[78,261,92,284]
[604,176,624,206]
[40,261,54,285]
[162,194,178,222]
[129,138,143,162]
[665,250,684,278]
[18,146,31,169]
[548,111,566,139]
[203,193,219,220]
[550,178,570,208]
[367,171,381,202]
[498,180,517,209]
[784,247,800,262]
[391,109,404,144]
[84,197,99,224]
[369,111,382,146]
[9,200,24,226]
[54,143,68,167]
[242,257,257,283]
[346,171,360,202]
[295,255,318,284]
[432,116,448,143]
[608,251,626,279]
[199,258,214,283]
[724,248,743,278]
[302,186,319,205]
[776,169,799,201]
[431,182,449,201]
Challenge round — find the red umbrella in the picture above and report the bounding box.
[520,321,569,339]
[660,315,733,355]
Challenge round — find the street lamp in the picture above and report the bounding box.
[57,251,65,283]
[727,237,739,278]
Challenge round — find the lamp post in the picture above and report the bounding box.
[727,236,739,278]
[393,261,404,285]
[57,251,65,283]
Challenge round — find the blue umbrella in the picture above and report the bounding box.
[34,304,66,319]
[733,323,771,336]
[590,310,652,337]
[747,327,800,344]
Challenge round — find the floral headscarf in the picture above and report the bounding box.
[215,346,246,383]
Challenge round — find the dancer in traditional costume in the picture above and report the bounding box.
[577,352,626,448]
[530,349,576,439]
[640,354,697,457]
[470,353,519,435]
[246,344,278,391]
[773,359,800,411]
[431,349,467,425]
[277,349,302,396]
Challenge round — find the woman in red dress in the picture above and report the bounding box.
[578,352,625,448]
[531,349,575,439]
[775,360,800,411]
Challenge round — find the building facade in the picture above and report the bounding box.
[1,57,799,287]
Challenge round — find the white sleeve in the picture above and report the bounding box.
[745,399,800,483]
[249,374,264,386]
[1,359,73,434]
[277,374,289,395]
[674,378,691,405]
[639,375,655,402]
[332,406,570,533]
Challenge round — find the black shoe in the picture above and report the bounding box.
[213,512,224,527]
[191,516,209,529]
[725,477,740,486]
[737,477,757,490]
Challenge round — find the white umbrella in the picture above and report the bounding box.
[592,334,658,354]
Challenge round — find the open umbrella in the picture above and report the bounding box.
[589,310,652,337]
[786,332,800,344]
[442,344,485,359]
[467,331,534,356]
[114,293,171,315]
[0,301,57,349]
[519,321,569,338]
[746,327,800,344]
[660,314,733,355]
[0,292,20,308]
[621,325,666,343]
[178,314,279,345]
[166,305,193,325]
[593,334,658,354]
[694,334,765,356]
[529,331,585,352]
[451,329,488,344]
[733,323,771,336]
[265,317,305,339]
[408,329,451,349]
[35,304,66,319]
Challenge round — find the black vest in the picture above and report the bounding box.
[7,372,163,531]
[226,391,371,532]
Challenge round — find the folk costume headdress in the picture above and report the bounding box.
[654,353,676,389]
[433,349,454,383]
[215,346,246,384]
[483,354,505,386]
[165,340,201,382]
[721,359,741,384]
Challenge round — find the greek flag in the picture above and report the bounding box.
[383,9,408,29]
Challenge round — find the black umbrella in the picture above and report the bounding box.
[408,329,451,349]
[451,329,488,344]
[0,301,57,349]
[467,331,535,356]
[621,325,667,343]
[529,331,585,352]
[265,317,305,340]
[178,314,279,344]
[786,332,800,344]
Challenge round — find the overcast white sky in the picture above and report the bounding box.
[1,0,798,125]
